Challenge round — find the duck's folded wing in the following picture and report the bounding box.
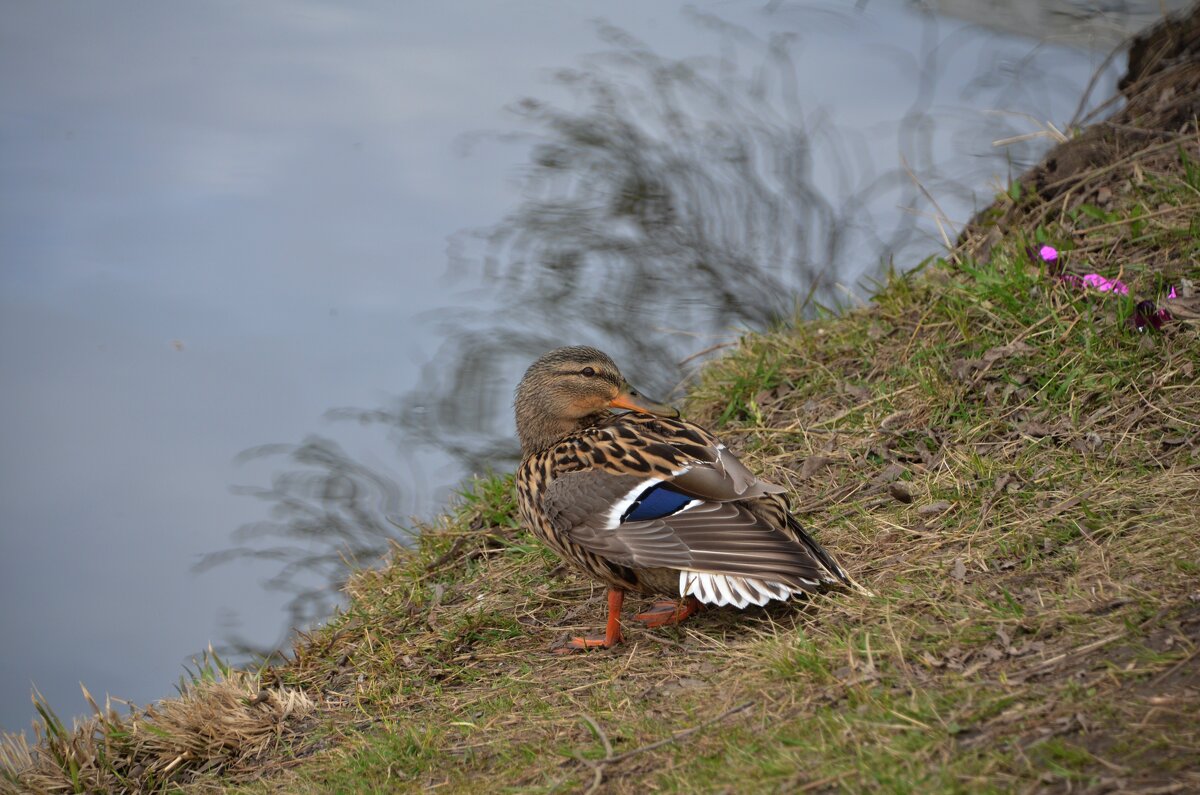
[541,469,835,588]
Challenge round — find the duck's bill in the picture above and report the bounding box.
[609,385,680,418]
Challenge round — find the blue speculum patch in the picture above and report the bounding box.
[622,483,693,522]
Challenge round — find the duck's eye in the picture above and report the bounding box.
[580,367,596,377]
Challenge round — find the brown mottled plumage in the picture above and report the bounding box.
[515,346,858,652]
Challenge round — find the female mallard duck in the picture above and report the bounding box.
[515,346,859,652]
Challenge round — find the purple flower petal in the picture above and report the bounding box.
[1130,301,1174,332]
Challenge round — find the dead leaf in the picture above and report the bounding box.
[951,558,967,581]
[917,501,952,517]
[841,382,872,401]
[952,358,982,382]
[871,463,905,485]
[799,455,834,479]
[1016,421,1055,438]
[983,340,1034,363]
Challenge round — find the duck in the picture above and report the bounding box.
[514,345,860,652]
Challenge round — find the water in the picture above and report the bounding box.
[0,1,1133,734]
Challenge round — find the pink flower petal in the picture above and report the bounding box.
[1038,245,1058,262]
[1081,273,1129,295]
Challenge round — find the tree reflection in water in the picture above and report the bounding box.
[200,12,1110,658]
[195,437,410,659]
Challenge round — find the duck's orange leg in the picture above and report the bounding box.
[557,589,625,653]
[635,596,702,628]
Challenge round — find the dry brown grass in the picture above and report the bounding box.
[1,666,315,794]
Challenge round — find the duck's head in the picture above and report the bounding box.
[515,345,679,456]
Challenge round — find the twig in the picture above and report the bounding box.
[678,342,735,367]
[901,154,955,252]
[576,714,612,795]
[1147,648,1200,689]
[719,426,873,435]
[424,536,468,573]
[900,302,938,363]
[1038,137,1191,197]
[1077,202,1195,235]
[1024,632,1125,675]
[580,713,613,759]
[1069,39,1127,129]
[634,632,689,650]
[812,384,918,429]
[613,701,754,762]
[574,701,755,791]
[792,482,866,514]
[797,771,850,791]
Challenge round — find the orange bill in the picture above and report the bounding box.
[609,384,679,417]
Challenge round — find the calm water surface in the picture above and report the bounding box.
[1,1,1133,732]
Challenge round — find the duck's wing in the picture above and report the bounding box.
[539,418,850,605]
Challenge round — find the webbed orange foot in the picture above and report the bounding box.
[634,596,702,628]
[554,588,625,654]
[554,631,625,654]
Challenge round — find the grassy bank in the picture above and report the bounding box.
[5,12,1200,795]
